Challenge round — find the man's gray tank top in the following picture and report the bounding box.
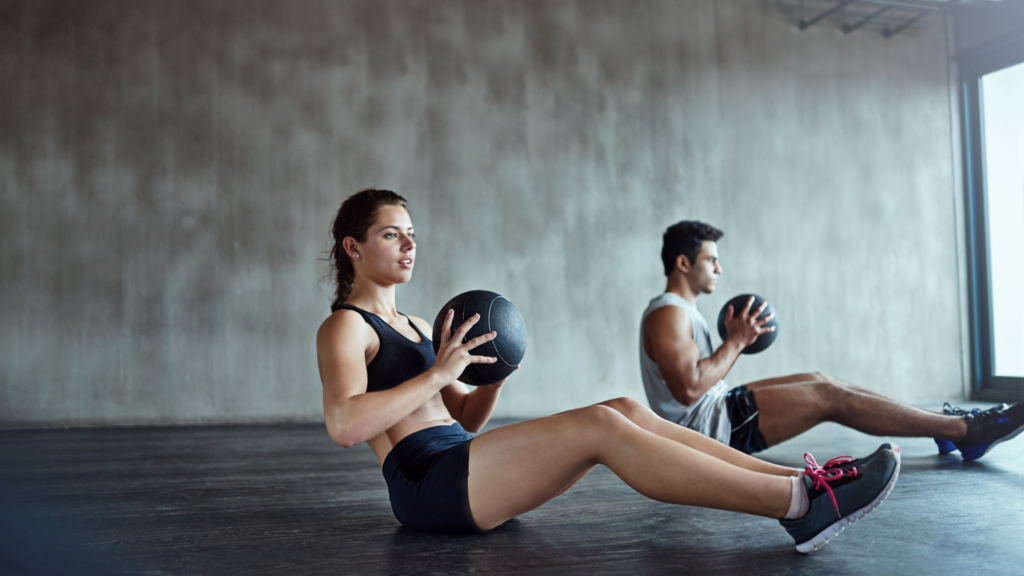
[639,292,731,444]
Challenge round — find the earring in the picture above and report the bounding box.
[354,254,360,259]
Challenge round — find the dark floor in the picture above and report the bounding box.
[2,411,1024,576]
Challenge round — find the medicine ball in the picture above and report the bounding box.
[432,290,528,386]
[716,293,779,355]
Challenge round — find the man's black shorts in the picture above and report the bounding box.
[725,385,769,455]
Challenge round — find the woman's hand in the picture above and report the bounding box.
[431,309,499,385]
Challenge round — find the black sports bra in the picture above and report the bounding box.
[334,304,436,393]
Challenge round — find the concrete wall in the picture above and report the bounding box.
[0,0,966,427]
[954,0,1024,55]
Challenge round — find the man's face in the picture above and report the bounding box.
[685,240,722,294]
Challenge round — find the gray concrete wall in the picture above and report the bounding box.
[954,0,1024,54]
[0,0,966,427]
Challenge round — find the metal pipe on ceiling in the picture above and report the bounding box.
[844,5,893,33]
[799,0,861,30]
[798,0,972,37]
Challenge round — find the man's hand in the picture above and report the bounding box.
[724,296,776,348]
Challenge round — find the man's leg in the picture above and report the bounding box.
[746,372,968,447]
[745,372,945,414]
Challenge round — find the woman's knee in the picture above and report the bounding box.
[571,404,636,435]
[598,397,648,419]
[565,405,643,461]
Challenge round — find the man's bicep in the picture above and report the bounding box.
[645,308,701,394]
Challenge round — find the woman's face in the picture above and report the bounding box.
[352,205,416,287]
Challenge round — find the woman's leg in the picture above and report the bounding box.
[467,404,792,530]
[596,397,799,477]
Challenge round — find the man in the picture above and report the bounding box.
[640,220,1024,459]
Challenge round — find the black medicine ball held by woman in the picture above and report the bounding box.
[432,290,528,386]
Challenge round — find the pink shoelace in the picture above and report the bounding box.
[813,454,855,470]
[802,453,859,518]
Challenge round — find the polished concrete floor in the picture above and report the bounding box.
[3,412,1024,575]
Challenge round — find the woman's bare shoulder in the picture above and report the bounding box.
[317,309,370,347]
[317,309,373,389]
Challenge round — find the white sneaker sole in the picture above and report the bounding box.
[795,445,901,555]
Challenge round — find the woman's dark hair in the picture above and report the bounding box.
[328,188,409,311]
[661,220,724,276]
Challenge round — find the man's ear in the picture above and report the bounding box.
[676,253,691,274]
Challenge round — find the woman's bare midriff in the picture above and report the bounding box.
[366,392,457,466]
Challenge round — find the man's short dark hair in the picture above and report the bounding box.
[661,221,724,276]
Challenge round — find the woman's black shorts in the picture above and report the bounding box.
[381,422,482,533]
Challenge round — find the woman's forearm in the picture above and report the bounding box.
[456,384,503,433]
[326,369,448,447]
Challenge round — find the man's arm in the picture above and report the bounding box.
[642,298,773,406]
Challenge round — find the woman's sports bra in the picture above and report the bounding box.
[334,304,436,392]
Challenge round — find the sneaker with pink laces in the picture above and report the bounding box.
[779,444,901,554]
[813,443,899,474]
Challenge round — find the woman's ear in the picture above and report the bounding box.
[342,237,361,260]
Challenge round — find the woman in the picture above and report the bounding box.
[316,189,900,554]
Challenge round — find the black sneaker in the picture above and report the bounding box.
[812,443,896,473]
[952,402,1024,460]
[934,403,1008,455]
[780,444,900,554]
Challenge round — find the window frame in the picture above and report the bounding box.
[960,35,1024,402]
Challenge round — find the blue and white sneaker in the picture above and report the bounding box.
[951,402,1024,460]
[933,403,1006,454]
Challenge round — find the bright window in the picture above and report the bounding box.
[981,62,1024,377]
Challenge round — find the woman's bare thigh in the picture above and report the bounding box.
[466,409,603,530]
